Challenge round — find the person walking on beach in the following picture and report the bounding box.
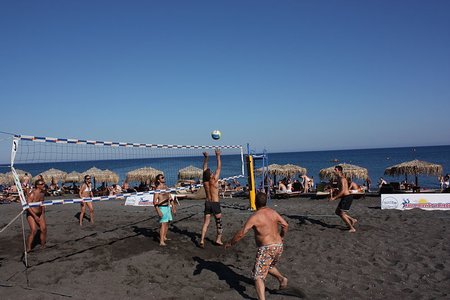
[79,174,94,226]
[225,192,288,300]
[330,165,357,232]
[199,149,223,247]
[153,174,176,246]
[365,177,372,192]
[26,179,47,252]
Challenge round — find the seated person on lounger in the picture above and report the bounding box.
[348,180,364,193]
[278,180,287,192]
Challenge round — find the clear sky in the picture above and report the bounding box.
[1,0,449,161]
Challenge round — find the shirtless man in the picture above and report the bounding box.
[26,179,47,252]
[301,174,311,193]
[199,149,222,247]
[330,165,357,232]
[79,175,94,226]
[225,192,288,300]
[153,174,176,246]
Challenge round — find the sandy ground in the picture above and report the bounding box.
[0,195,449,299]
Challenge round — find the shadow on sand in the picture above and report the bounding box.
[284,214,340,230]
[193,256,306,299]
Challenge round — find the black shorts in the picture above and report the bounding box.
[204,201,221,215]
[337,195,353,211]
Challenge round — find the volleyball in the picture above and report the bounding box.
[211,130,221,140]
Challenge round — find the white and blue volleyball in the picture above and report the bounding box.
[211,130,221,140]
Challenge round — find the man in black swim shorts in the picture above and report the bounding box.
[330,165,358,232]
[199,149,223,247]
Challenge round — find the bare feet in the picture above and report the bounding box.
[159,242,167,246]
[279,277,288,289]
[350,218,358,226]
[199,241,205,248]
[348,227,356,233]
[214,241,224,246]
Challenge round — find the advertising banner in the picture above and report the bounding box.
[125,194,154,207]
[381,193,450,210]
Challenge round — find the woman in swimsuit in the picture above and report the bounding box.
[26,179,47,252]
[79,174,94,226]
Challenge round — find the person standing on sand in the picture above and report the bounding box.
[330,165,357,232]
[153,174,176,246]
[199,149,223,248]
[225,192,288,300]
[26,179,47,252]
[365,177,372,192]
[79,175,94,226]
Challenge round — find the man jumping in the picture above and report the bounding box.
[199,149,223,247]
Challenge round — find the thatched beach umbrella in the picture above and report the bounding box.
[2,169,32,185]
[64,171,82,183]
[126,167,163,183]
[256,164,285,176]
[257,164,307,177]
[281,164,307,177]
[384,159,443,186]
[82,167,119,184]
[319,163,369,181]
[0,173,7,185]
[178,165,203,180]
[104,169,119,184]
[33,168,67,183]
[256,163,307,186]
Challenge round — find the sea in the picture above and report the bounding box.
[3,145,450,189]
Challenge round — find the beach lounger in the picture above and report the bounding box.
[314,191,330,199]
[274,191,302,199]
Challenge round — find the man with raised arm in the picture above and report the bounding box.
[329,165,357,232]
[26,179,47,252]
[225,192,289,300]
[199,149,223,247]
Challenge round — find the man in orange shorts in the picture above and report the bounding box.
[225,192,289,300]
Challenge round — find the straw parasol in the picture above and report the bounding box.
[64,171,82,183]
[384,159,443,186]
[2,169,31,185]
[0,173,7,185]
[256,164,285,176]
[126,167,163,183]
[33,168,67,183]
[319,163,369,181]
[178,165,203,180]
[257,164,307,177]
[281,164,307,177]
[82,167,119,184]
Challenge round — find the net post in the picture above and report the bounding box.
[246,154,256,211]
[21,212,29,267]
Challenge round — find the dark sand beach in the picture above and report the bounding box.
[1,195,449,299]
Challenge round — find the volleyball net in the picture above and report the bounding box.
[9,134,245,210]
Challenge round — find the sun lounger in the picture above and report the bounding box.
[221,190,235,198]
[273,191,302,199]
[314,191,330,199]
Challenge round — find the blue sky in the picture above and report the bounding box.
[1,0,449,162]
